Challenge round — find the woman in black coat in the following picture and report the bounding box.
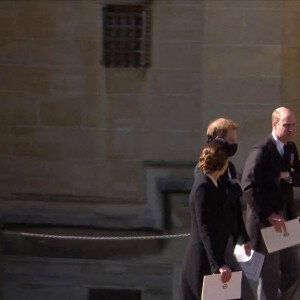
[180,140,253,300]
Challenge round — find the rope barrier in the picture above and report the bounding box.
[4,230,190,241]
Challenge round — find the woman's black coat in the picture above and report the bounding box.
[180,166,249,300]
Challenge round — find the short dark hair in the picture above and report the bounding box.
[207,118,238,142]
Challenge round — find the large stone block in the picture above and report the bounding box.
[283,4,300,46]
[93,261,173,291]
[0,158,14,189]
[15,2,57,39]
[40,96,82,127]
[73,159,141,199]
[282,46,300,77]
[0,65,51,94]
[38,67,100,94]
[15,2,101,40]
[142,291,172,300]
[106,94,145,130]
[244,9,283,45]
[32,66,95,95]
[140,131,202,162]
[5,284,87,300]
[107,160,141,199]
[12,127,58,144]
[281,77,300,104]
[13,93,38,126]
[14,126,106,160]
[12,128,61,160]
[106,69,148,94]
[13,142,60,160]
[0,66,53,94]
[0,93,14,126]
[0,92,39,126]
[85,67,104,94]
[4,256,176,300]
[0,65,32,92]
[76,3,103,40]
[150,69,201,94]
[27,66,99,96]
[82,93,104,128]
[204,8,244,44]
[205,0,284,10]
[202,77,281,105]
[0,127,12,156]
[203,45,281,78]
[28,66,52,94]
[0,158,75,194]
[60,129,107,160]
[0,3,17,37]
[143,95,202,131]
[72,160,111,196]
[0,39,32,64]
[153,3,204,41]
[152,42,203,69]
[31,40,100,66]
[107,129,141,160]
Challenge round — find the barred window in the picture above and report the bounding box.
[102,5,151,68]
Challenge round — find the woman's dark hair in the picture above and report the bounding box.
[198,141,230,173]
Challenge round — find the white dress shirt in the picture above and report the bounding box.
[272,132,285,156]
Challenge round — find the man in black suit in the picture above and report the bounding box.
[207,118,251,250]
[242,107,300,300]
[206,119,256,300]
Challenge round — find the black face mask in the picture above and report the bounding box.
[211,138,238,157]
[228,143,238,156]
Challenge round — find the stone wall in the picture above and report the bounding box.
[4,255,176,300]
[0,1,105,196]
[0,0,299,228]
[1,1,300,300]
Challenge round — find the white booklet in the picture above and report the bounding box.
[234,244,265,281]
[201,271,242,300]
[260,218,300,253]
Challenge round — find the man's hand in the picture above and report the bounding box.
[280,171,290,182]
[267,213,286,233]
[241,242,252,256]
[218,265,232,283]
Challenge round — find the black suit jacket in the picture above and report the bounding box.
[218,161,250,245]
[241,135,300,246]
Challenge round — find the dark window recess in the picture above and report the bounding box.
[157,178,193,231]
[89,289,141,300]
[102,5,151,68]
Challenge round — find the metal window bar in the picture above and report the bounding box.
[102,5,151,68]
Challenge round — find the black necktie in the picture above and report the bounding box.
[283,144,287,156]
[283,144,290,167]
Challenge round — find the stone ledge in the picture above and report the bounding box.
[0,194,151,229]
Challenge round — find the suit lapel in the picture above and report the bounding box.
[269,136,294,171]
[268,135,283,160]
[284,142,294,169]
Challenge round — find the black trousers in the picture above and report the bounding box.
[257,231,300,300]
